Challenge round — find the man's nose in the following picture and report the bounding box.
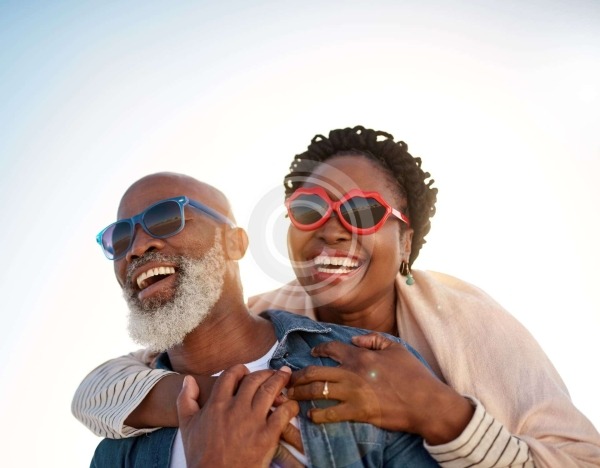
[125,224,166,262]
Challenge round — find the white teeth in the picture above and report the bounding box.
[313,255,359,269]
[316,266,355,274]
[136,266,176,290]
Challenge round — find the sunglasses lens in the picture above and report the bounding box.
[289,194,329,226]
[340,197,386,229]
[144,200,183,237]
[103,221,133,259]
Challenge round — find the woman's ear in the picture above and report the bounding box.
[223,227,249,260]
[401,227,413,259]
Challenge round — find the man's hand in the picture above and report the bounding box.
[287,332,474,445]
[271,396,305,468]
[176,364,300,467]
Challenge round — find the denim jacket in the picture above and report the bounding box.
[91,310,438,468]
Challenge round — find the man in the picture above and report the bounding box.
[88,172,437,467]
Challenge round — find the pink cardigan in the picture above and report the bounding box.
[248,270,600,467]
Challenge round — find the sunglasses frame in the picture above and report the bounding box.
[96,195,236,260]
[285,187,410,235]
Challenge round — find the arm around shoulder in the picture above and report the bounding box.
[71,350,177,438]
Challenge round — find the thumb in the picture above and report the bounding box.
[351,332,395,350]
[176,375,201,428]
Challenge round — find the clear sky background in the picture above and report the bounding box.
[1,1,598,466]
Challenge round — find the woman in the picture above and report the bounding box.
[73,126,600,466]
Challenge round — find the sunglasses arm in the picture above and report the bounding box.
[188,200,236,228]
[391,208,410,227]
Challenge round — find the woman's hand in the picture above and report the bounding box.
[287,332,474,445]
[177,364,300,467]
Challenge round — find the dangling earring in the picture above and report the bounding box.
[406,269,415,286]
[400,261,415,286]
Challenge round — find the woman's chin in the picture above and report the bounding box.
[303,279,359,310]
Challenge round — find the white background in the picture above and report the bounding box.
[0,1,598,466]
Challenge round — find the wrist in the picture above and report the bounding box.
[420,392,475,446]
[125,373,184,429]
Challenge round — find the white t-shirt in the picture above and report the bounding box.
[170,341,306,467]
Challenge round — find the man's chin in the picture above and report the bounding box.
[127,310,188,352]
[125,291,212,352]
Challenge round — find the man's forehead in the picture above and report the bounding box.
[117,173,227,217]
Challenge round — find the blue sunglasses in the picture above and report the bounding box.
[96,196,236,260]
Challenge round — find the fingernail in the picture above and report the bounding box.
[182,375,190,389]
[280,365,291,374]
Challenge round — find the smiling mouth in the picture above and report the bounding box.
[313,255,361,274]
[136,266,176,290]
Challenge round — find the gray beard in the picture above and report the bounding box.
[124,236,226,352]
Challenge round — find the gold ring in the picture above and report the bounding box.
[323,381,329,400]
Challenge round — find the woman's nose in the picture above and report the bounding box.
[316,213,352,244]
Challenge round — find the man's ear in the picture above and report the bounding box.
[223,227,249,261]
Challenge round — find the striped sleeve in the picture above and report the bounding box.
[71,351,175,439]
[425,398,534,467]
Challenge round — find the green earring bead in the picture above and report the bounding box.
[406,273,415,286]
